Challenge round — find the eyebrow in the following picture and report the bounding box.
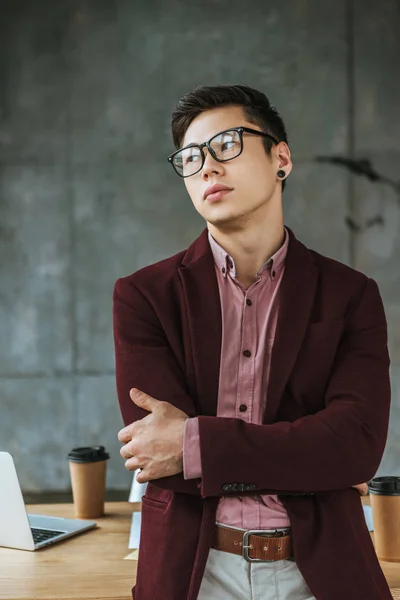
[181,141,201,149]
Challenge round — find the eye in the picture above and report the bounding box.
[221,141,236,151]
[184,153,200,165]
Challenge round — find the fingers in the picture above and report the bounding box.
[124,456,143,472]
[354,482,369,496]
[119,441,136,460]
[117,426,132,444]
[136,468,150,484]
[352,482,369,496]
[119,440,145,472]
[130,388,157,412]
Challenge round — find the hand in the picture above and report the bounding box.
[118,388,189,484]
[353,482,369,496]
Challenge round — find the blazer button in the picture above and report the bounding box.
[222,484,233,492]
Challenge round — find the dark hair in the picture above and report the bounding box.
[171,84,289,190]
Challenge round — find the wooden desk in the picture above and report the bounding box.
[0,499,399,599]
[0,501,140,600]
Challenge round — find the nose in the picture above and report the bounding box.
[201,147,225,180]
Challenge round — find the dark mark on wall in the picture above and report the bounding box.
[315,156,400,232]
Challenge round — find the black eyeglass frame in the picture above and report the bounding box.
[167,126,279,178]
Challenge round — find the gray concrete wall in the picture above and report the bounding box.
[0,0,399,492]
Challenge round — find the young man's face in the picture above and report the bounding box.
[181,105,291,229]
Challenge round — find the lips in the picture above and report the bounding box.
[204,184,233,200]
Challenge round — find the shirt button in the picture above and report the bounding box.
[222,267,226,274]
[239,404,247,412]
[246,298,252,306]
[228,259,234,269]
[243,349,251,358]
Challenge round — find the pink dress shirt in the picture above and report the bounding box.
[183,227,291,530]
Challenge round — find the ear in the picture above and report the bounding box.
[276,141,293,178]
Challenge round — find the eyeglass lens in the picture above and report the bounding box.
[173,129,242,177]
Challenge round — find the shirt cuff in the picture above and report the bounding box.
[183,417,202,480]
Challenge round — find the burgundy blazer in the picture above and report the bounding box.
[113,226,392,600]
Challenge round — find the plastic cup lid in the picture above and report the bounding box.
[68,446,110,463]
[368,476,400,495]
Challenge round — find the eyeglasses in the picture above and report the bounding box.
[167,126,279,178]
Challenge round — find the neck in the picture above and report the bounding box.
[207,200,285,287]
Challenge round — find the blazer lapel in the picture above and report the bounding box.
[179,229,222,417]
[264,229,319,424]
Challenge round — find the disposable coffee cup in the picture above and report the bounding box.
[369,477,400,562]
[68,446,110,519]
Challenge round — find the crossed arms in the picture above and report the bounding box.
[113,276,390,499]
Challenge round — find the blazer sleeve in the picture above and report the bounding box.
[197,277,391,498]
[113,276,201,496]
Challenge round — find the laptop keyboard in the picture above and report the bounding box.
[31,527,65,544]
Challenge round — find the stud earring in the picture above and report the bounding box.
[277,170,286,179]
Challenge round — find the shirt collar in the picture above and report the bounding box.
[208,226,289,280]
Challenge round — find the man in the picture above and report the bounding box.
[113,85,391,599]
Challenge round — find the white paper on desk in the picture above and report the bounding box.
[129,472,148,502]
[363,505,374,532]
[129,512,142,549]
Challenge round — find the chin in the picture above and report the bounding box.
[206,210,244,230]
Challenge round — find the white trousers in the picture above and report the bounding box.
[198,548,316,600]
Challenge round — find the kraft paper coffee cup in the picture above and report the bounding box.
[369,476,400,562]
[68,446,110,519]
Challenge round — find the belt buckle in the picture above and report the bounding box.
[242,528,290,563]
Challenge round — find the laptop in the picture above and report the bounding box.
[0,451,97,551]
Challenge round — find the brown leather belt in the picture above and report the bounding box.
[212,524,293,562]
